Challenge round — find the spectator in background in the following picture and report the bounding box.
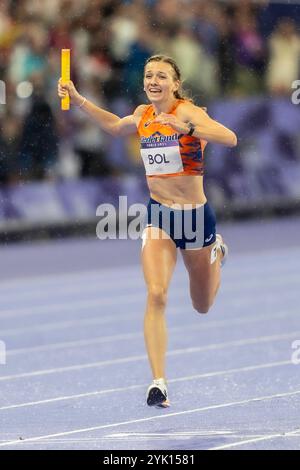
[19,96,59,180]
[73,77,112,177]
[0,114,21,184]
[153,0,181,28]
[266,18,300,96]
[123,21,154,105]
[49,16,73,54]
[193,0,222,57]
[0,2,23,81]
[109,2,139,63]
[169,24,219,100]
[234,10,266,95]
[0,0,299,189]
[20,21,48,82]
[216,11,236,95]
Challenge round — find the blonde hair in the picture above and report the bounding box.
[144,54,193,103]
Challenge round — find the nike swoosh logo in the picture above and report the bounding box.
[205,234,213,243]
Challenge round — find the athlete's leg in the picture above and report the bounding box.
[181,237,224,314]
[141,227,177,380]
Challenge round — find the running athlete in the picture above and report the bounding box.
[58,55,237,408]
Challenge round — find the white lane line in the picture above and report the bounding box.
[7,307,299,356]
[0,291,148,319]
[0,353,145,381]
[1,297,192,337]
[0,277,145,304]
[102,431,266,440]
[0,280,298,323]
[1,389,300,448]
[209,427,300,450]
[0,244,298,292]
[0,294,299,339]
[1,433,297,444]
[0,265,141,291]
[0,359,291,411]
[0,434,266,444]
[1,315,119,337]
[0,266,298,304]
[7,332,143,355]
[0,331,299,382]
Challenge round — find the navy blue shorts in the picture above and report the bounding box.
[146,198,216,250]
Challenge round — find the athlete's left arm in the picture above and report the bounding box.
[184,104,237,147]
[154,104,237,147]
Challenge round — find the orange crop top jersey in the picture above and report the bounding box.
[137,99,207,177]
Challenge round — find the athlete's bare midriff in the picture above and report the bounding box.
[147,174,207,208]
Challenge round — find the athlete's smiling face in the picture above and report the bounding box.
[144,62,180,103]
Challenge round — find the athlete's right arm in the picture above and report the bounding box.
[58,79,146,137]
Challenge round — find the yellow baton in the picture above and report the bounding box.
[61,49,70,111]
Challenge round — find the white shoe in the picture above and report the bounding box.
[146,379,170,408]
[216,234,228,267]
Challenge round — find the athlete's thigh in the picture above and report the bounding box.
[141,227,177,288]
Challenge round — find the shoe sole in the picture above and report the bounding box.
[147,386,169,407]
[155,401,170,409]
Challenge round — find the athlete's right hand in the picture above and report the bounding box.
[58,79,84,107]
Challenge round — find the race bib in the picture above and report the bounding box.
[141,139,183,175]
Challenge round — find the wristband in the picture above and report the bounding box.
[187,122,195,136]
[79,97,87,108]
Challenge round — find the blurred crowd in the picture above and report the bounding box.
[0,0,299,185]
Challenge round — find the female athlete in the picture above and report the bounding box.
[58,55,237,408]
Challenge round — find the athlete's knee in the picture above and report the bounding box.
[193,301,211,314]
[192,296,215,314]
[147,284,168,308]
[191,285,219,314]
